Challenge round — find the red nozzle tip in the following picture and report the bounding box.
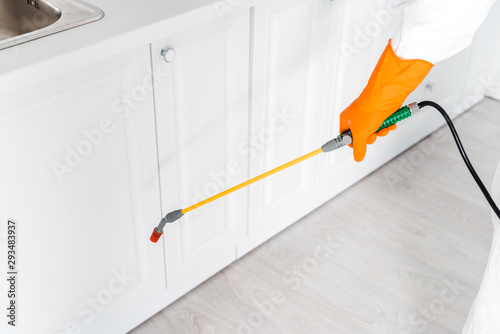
[150,229,163,243]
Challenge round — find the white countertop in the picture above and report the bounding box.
[0,0,255,95]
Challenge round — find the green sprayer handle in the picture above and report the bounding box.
[376,104,413,132]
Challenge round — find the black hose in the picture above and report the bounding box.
[417,100,500,220]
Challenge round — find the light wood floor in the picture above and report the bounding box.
[131,99,500,334]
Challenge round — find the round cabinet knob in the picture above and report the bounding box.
[161,47,176,63]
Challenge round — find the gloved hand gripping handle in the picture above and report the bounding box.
[322,102,420,153]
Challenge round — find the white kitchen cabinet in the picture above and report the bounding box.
[239,0,332,256]
[0,47,164,334]
[151,11,250,288]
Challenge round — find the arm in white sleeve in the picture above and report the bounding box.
[391,0,497,64]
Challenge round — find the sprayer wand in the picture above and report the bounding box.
[150,102,420,242]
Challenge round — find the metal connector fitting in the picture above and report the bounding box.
[408,101,420,115]
[154,209,184,234]
[321,131,353,153]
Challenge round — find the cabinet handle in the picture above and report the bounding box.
[161,47,176,63]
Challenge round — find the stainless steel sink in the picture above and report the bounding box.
[0,0,104,50]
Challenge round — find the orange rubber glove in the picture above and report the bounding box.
[340,40,433,162]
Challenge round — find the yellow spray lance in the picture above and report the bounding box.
[150,103,418,243]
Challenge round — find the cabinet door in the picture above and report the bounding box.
[317,0,408,197]
[0,48,164,334]
[317,0,472,200]
[240,0,332,256]
[151,11,249,288]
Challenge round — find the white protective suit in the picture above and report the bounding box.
[463,165,500,333]
[391,1,499,333]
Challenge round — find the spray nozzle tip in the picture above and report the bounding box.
[150,229,163,243]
